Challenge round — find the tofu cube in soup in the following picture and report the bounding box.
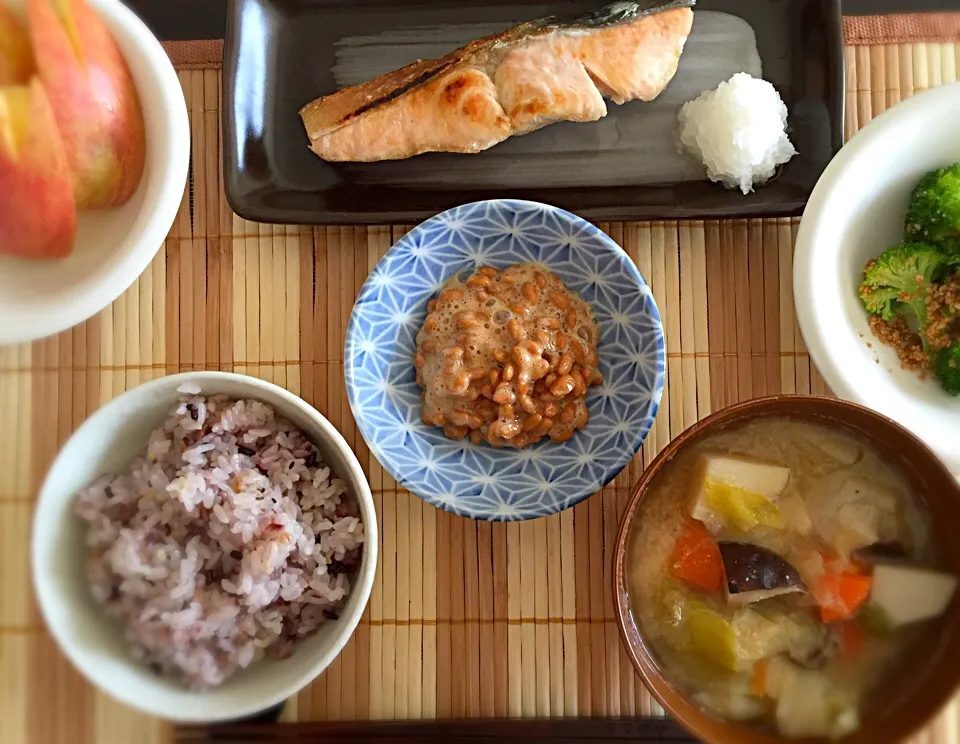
[869,564,958,628]
[689,455,791,533]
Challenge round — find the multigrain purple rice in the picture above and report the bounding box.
[75,383,364,690]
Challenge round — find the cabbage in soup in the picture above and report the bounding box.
[627,418,957,740]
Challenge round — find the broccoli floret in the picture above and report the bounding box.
[858,243,948,337]
[904,163,960,255]
[935,343,960,396]
[859,283,901,321]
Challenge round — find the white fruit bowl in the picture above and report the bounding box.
[0,0,189,346]
[794,83,960,474]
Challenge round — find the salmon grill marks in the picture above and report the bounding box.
[300,58,455,138]
[299,0,695,163]
[347,61,458,123]
[444,77,469,102]
[303,67,513,163]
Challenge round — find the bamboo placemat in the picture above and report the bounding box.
[3,15,960,744]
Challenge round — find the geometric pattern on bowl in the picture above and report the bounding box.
[345,199,666,520]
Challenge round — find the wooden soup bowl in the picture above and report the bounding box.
[613,396,960,744]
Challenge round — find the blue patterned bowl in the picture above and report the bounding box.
[344,200,665,521]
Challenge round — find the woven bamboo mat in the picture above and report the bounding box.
[2,16,960,744]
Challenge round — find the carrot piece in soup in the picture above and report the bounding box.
[669,519,724,592]
[751,658,769,697]
[813,571,873,622]
[832,621,864,662]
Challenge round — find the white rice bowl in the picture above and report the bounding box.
[76,384,364,689]
[678,72,797,194]
[32,372,377,722]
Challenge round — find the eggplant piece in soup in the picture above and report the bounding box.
[718,542,806,606]
[627,418,955,741]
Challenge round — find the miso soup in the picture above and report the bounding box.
[627,418,957,740]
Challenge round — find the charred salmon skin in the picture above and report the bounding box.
[299,0,695,163]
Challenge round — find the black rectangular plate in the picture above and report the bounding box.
[222,0,844,225]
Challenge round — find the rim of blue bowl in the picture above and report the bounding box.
[344,199,666,521]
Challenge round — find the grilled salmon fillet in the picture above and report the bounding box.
[300,0,695,163]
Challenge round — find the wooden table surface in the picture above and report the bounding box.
[3,4,960,744]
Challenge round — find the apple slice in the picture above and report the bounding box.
[27,0,145,209]
[0,4,34,84]
[0,77,77,258]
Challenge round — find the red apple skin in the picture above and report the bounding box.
[0,5,34,85]
[27,0,146,210]
[0,77,77,259]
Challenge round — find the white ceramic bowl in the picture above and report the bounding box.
[0,0,189,346]
[794,83,960,473]
[32,372,377,723]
